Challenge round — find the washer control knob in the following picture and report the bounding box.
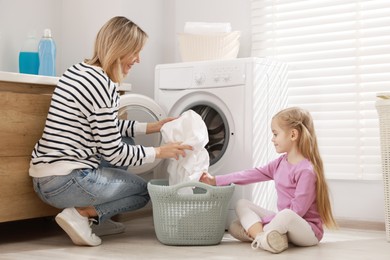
[223,74,230,82]
[195,74,205,85]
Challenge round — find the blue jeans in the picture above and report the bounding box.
[32,138,150,223]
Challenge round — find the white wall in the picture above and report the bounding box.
[0,0,164,97]
[0,0,62,73]
[330,179,384,223]
[60,0,125,74]
[0,0,386,225]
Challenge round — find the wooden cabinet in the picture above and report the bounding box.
[0,73,60,222]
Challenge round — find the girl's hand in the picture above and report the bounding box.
[146,117,177,134]
[200,172,216,186]
[154,142,192,160]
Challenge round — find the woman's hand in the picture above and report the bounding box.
[200,172,216,186]
[154,142,192,160]
[146,117,177,134]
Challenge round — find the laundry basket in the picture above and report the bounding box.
[375,92,390,242]
[148,179,235,246]
[178,31,240,62]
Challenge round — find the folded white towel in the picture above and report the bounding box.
[184,22,232,35]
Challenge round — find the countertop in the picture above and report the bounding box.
[0,71,132,91]
[0,71,59,85]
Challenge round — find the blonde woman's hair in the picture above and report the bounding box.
[273,107,337,228]
[85,16,148,83]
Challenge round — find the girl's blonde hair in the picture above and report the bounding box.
[273,107,337,228]
[85,16,148,83]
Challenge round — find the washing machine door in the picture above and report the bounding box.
[165,91,236,171]
[118,93,166,175]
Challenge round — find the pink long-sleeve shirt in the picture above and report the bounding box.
[215,154,323,241]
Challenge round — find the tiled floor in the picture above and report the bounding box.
[0,210,389,260]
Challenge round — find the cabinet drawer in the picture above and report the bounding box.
[0,91,51,157]
[0,156,59,222]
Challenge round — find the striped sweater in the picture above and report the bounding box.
[29,63,155,178]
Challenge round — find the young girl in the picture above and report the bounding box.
[30,16,192,247]
[200,107,337,253]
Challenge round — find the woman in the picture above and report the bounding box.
[29,16,192,246]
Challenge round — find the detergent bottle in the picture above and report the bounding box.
[19,31,39,74]
[38,29,56,76]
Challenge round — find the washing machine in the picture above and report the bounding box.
[118,84,167,182]
[154,57,288,225]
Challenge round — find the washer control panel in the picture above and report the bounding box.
[192,62,246,88]
[156,59,250,90]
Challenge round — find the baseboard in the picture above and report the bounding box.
[336,218,385,231]
[116,210,386,232]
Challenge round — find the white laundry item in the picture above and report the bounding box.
[161,110,209,190]
[184,22,232,35]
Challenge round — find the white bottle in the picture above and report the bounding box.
[38,29,56,76]
[19,31,39,74]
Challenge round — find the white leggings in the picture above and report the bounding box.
[236,199,319,246]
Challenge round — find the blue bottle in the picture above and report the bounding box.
[38,29,56,76]
[19,32,39,74]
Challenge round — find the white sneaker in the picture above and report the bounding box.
[92,219,126,236]
[55,207,102,246]
[251,230,288,254]
[228,220,253,242]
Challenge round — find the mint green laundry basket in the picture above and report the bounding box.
[148,179,235,246]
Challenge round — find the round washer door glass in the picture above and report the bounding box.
[166,91,235,169]
[118,93,166,175]
[189,104,229,166]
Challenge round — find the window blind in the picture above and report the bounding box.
[251,0,390,180]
